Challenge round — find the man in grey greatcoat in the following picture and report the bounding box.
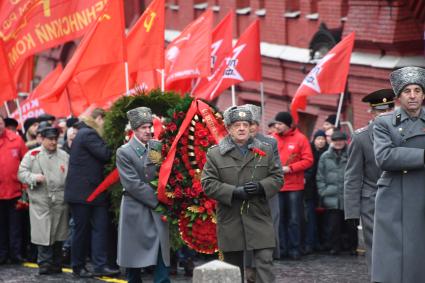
[242,104,282,283]
[201,106,283,283]
[116,107,170,283]
[372,66,425,283]
[344,89,395,273]
[18,127,69,275]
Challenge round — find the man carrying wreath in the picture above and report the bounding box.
[201,106,283,283]
[116,107,170,283]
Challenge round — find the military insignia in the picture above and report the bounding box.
[383,98,387,103]
[398,127,403,132]
[238,111,246,117]
[148,150,162,165]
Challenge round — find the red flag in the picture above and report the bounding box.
[41,0,127,106]
[165,10,213,93]
[0,40,17,104]
[1,0,109,76]
[211,11,234,71]
[290,32,355,123]
[192,20,262,101]
[127,0,165,80]
[11,65,71,121]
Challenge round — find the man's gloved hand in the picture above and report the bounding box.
[233,186,250,201]
[244,181,265,196]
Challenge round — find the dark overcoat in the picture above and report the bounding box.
[64,123,111,206]
[372,108,425,283]
[201,136,283,252]
[116,137,169,268]
[344,122,380,270]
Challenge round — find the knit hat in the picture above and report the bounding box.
[223,106,253,126]
[242,104,261,124]
[274,112,292,128]
[325,114,337,125]
[313,129,326,140]
[389,66,425,97]
[23,117,39,133]
[126,107,153,130]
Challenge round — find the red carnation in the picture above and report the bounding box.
[251,147,266,156]
[31,150,40,156]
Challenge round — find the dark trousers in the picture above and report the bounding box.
[278,191,303,257]
[38,242,62,268]
[223,249,275,283]
[326,209,358,251]
[127,247,170,283]
[0,198,23,260]
[304,199,319,250]
[69,203,108,271]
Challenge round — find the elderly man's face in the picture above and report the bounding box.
[398,84,424,113]
[229,121,251,145]
[42,136,58,152]
[134,123,152,144]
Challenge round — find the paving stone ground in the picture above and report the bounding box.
[0,252,368,283]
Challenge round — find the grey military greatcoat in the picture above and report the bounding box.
[116,137,170,268]
[344,122,380,270]
[201,136,283,252]
[372,108,425,283]
[18,146,69,246]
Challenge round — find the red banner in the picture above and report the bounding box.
[1,0,108,76]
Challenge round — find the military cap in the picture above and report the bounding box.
[37,121,52,134]
[331,130,347,141]
[223,106,253,126]
[362,89,395,110]
[389,66,425,96]
[40,127,59,138]
[242,104,261,124]
[126,107,153,130]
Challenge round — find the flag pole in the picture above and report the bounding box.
[3,102,11,117]
[260,82,265,135]
[231,85,236,106]
[15,99,24,133]
[124,62,130,95]
[335,91,345,128]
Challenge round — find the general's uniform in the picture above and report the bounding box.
[372,66,425,283]
[116,106,170,283]
[202,135,283,283]
[116,138,170,268]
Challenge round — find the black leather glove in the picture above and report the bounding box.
[244,181,265,196]
[232,186,250,201]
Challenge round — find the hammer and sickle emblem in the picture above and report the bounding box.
[144,11,157,32]
[42,0,51,17]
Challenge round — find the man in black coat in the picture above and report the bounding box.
[64,110,117,278]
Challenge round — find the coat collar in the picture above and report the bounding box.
[218,135,264,155]
[392,107,425,125]
[129,137,147,158]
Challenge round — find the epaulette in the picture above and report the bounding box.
[354,126,368,134]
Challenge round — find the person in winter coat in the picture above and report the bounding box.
[303,129,328,254]
[202,106,283,283]
[372,66,425,283]
[316,131,357,255]
[344,89,395,274]
[18,127,69,275]
[273,112,313,260]
[64,110,117,278]
[0,115,28,264]
[116,107,170,283]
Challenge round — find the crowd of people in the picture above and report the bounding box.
[0,65,424,283]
